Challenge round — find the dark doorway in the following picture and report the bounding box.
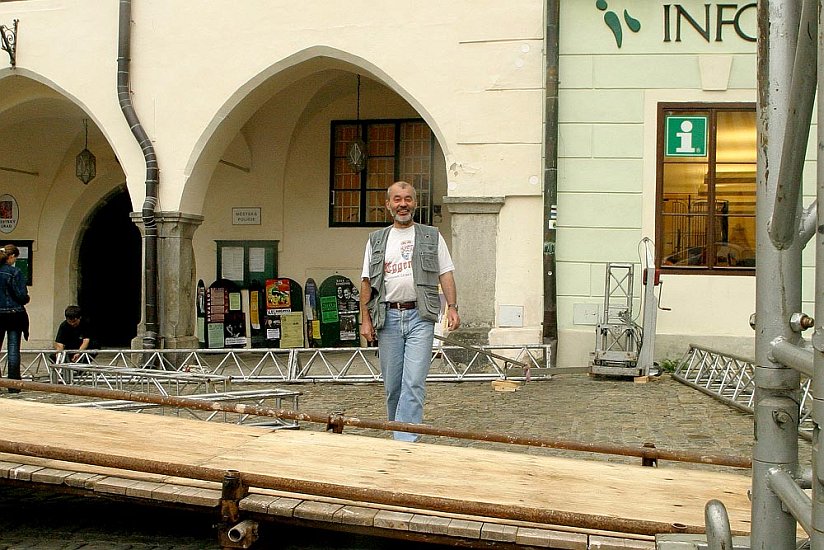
[78,189,141,348]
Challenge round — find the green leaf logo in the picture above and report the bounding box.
[596,1,641,48]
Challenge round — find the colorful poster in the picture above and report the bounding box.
[266,278,292,314]
[249,289,261,330]
[263,278,304,348]
[320,296,339,323]
[318,275,359,347]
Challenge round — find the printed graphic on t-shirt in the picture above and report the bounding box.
[384,238,414,281]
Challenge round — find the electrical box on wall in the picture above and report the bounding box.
[573,303,600,325]
[498,305,524,327]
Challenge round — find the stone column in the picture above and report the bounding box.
[441,196,504,343]
[130,211,204,349]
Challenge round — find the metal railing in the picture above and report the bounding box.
[2,343,551,383]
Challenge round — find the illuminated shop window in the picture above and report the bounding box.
[656,104,756,273]
[330,119,433,227]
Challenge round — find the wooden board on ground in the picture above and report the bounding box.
[491,379,520,392]
[0,399,753,536]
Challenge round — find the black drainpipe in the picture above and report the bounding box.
[118,0,159,349]
[543,0,559,363]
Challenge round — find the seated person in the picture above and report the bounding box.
[54,305,95,363]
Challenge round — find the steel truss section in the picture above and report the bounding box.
[6,344,551,383]
[672,345,814,440]
[70,389,301,429]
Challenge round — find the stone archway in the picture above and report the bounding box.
[78,189,141,347]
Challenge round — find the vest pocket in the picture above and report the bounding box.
[421,286,441,317]
[420,252,438,273]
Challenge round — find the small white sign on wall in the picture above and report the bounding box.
[232,207,261,225]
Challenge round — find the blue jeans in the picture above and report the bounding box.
[377,307,434,442]
[0,329,21,380]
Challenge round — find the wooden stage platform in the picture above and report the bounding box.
[0,398,753,549]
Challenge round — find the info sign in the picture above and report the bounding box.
[665,116,708,157]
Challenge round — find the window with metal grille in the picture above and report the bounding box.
[656,103,756,274]
[330,119,433,226]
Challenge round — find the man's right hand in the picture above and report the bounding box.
[360,316,376,343]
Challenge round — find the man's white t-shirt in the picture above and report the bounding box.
[361,225,454,303]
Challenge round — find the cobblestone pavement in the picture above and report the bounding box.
[0,373,811,547]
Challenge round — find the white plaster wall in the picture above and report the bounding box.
[0,0,544,348]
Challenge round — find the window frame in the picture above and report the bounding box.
[655,102,756,276]
[328,118,434,227]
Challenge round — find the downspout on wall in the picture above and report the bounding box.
[543,0,559,364]
[117,0,159,349]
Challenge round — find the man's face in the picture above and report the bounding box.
[386,185,416,226]
[67,317,81,328]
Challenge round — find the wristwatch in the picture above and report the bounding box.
[448,304,458,311]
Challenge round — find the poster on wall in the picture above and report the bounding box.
[196,279,206,346]
[206,279,246,348]
[248,280,266,348]
[304,278,321,347]
[263,278,304,348]
[318,275,359,347]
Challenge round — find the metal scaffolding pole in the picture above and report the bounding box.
[752,0,804,548]
[813,0,824,545]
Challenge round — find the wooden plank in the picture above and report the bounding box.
[0,399,753,535]
[374,510,414,531]
[293,501,345,522]
[482,522,519,542]
[334,505,380,526]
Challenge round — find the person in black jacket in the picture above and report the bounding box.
[54,305,93,363]
[0,244,30,392]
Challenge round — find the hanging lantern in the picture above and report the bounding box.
[76,119,96,185]
[346,74,367,172]
[347,136,367,172]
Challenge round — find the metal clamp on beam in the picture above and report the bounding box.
[769,337,814,378]
[219,470,256,548]
[767,468,812,536]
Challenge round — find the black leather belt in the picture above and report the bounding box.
[386,301,417,310]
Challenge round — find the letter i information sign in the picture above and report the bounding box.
[665,116,707,157]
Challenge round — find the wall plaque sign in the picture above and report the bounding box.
[0,194,18,233]
[232,207,261,225]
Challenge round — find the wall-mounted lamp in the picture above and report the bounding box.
[0,19,17,67]
[75,119,96,185]
[346,74,367,172]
